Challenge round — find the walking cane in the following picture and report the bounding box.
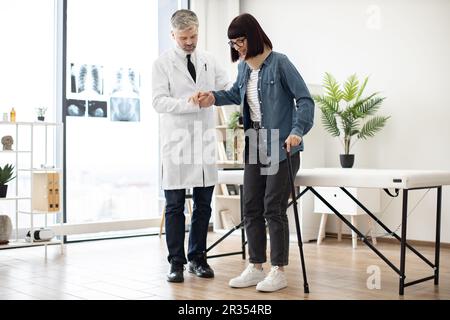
[284,143,310,294]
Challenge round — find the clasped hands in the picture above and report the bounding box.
[189,91,215,108]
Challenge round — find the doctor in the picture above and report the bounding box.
[152,9,229,283]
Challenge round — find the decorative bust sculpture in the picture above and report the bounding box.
[1,135,13,151]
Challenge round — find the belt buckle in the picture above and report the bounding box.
[253,121,261,129]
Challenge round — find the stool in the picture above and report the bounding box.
[159,194,193,238]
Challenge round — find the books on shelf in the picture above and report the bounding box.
[225,129,243,163]
[217,107,226,125]
[219,184,229,196]
[220,209,236,229]
[226,184,239,196]
[217,105,239,126]
[218,184,240,196]
[217,141,227,161]
[225,130,235,160]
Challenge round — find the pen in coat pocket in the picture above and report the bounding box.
[204,63,207,71]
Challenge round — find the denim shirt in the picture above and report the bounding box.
[213,51,315,163]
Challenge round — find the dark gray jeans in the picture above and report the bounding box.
[243,151,300,266]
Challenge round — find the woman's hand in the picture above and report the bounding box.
[284,134,302,152]
[198,91,215,108]
[189,92,215,108]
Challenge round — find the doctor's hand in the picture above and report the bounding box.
[284,134,302,152]
[189,92,200,104]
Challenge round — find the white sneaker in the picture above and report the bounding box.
[229,264,266,288]
[256,266,288,292]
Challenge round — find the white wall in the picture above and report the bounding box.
[191,0,240,79]
[239,0,450,242]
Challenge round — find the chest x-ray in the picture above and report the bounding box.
[110,67,140,122]
[71,63,104,96]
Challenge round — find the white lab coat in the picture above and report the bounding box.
[152,48,229,190]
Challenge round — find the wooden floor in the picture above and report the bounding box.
[0,232,449,300]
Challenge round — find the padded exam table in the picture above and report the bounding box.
[210,168,450,295]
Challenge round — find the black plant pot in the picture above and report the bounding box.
[0,185,7,198]
[37,116,45,121]
[340,154,355,168]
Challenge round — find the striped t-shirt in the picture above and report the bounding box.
[246,69,261,122]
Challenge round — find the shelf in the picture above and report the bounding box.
[0,121,62,126]
[0,239,62,249]
[0,121,63,254]
[217,160,243,166]
[217,160,241,164]
[27,122,63,127]
[0,150,31,153]
[216,161,244,169]
[0,196,31,201]
[18,168,62,173]
[216,125,244,129]
[215,195,240,200]
[19,210,61,215]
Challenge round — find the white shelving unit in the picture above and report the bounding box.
[0,121,64,257]
[214,106,244,234]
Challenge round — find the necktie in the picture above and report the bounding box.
[186,54,196,83]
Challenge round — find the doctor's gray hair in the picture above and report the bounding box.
[171,9,199,30]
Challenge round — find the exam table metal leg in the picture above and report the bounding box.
[399,189,409,295]
[434,186,442,285]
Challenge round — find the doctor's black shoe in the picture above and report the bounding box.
[167,262,185,283]
[188,259,215,278]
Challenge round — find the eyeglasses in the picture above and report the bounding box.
[228,37,246,48]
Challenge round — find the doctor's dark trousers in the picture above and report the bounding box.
[244,151,300,266]
[164,186,214,264]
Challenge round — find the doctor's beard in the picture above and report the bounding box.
[182,44,196,53]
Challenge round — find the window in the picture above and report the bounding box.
[64,0,162,240]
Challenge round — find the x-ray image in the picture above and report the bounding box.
[70,63,104,96]
[66,99,86,117]
[88,100,107,118]
[111,67,140,95]
[110,97,140,122]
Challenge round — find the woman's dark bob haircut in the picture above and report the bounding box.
[227,13,272,62]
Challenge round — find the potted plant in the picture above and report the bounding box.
[313,73,390,168]
[0,164,15,198]
[36,107,47,121]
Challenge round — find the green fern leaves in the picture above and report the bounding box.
[0,164,15,185]
[313,73,389,154]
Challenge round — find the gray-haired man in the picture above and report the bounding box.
[152,9,229,283]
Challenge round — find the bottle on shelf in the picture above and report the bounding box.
[10,108,16,122]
